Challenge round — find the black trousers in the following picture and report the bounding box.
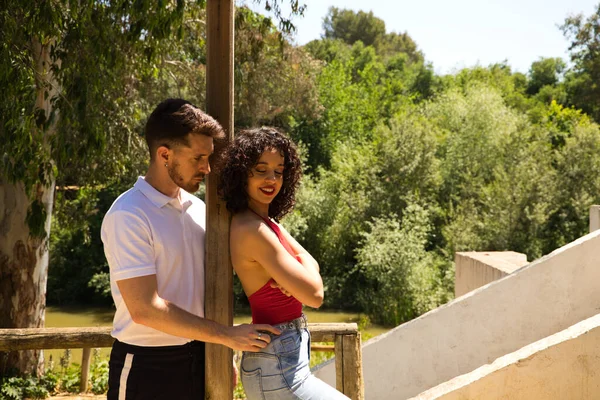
[107,339,205,400]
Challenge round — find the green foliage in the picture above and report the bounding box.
[541,121,600,253]
[290,109,443,309]
[527,57,566,95]
[49,183,133,305]
[304,38,351,64]
[323,7,386,47]
[0,376,51,400]
[0,370,57,400]
[89,349,109,394]
[58,365,81,394]
[292,43,392,170]
[321,6,423,63]
[250,0,307,34]
[375,31,423,63]
[1,0,188,189]
[427,85,551,258]
[355,207,452,326]
[234,7,321,129]
[561,4,600,122]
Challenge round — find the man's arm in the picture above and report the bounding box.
[117,275,279,352]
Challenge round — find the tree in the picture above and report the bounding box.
[561,4,600,122]
[527,57,566,95]
[234,6,321,128]
[321,6,422,63]
[374,31,423,63]
[424,84,554,259]
[289,107,442,309]
[355,206,450,326]
[323,7,385,47]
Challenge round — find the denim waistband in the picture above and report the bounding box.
[272,314,308,332]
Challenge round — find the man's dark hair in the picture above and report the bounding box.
[145,98,225,159]
[218,127,302,221]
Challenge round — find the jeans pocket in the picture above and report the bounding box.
[241,367,265,400]
[277,330,303,355]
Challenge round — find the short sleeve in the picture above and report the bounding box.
[101,209,156,281]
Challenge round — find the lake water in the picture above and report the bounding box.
[44,306,388,367]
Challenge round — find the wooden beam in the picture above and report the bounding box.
[0,324,358,351]
[80,347,92,393]
[334,334,345,393]
[310,344,334,352]
[205,1,235,400]
[0,327,114,350]
[308,323,358,342]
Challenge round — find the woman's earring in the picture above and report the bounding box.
[164,162,168,167]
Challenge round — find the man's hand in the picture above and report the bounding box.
[223,324,281,352]
[270,281,292,297]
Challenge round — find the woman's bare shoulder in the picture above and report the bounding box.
[232,212,282,254]
[231,211,267,241]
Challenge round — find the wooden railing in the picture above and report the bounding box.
[0,323,364,400]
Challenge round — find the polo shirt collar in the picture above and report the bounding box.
[134,176,196,210]
[134,176,177,209]
[179,188,195,211]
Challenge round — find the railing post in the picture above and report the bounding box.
[590,205,600,233]
[334,334,344,393]
[79,347,91,393]
[334,333,364,400]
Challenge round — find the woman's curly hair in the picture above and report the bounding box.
[218,127,302,220]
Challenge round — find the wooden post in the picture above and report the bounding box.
[205,1,235,399]
[79,347,92,393]
[334,334,344,393]
[334,333,364,400]
[590,205,600,233]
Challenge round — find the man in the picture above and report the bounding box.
[101,99,280,399]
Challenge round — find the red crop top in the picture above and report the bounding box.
[247,215,303,325]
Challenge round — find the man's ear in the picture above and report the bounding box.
[156,145,171,165]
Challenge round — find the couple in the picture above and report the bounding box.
[100,99,348,400]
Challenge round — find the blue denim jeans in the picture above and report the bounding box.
[241,327,349,400]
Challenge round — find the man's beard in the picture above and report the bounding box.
[168,162,204,193]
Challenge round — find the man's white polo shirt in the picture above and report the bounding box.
[101,177,205,346]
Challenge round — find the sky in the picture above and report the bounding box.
[247,0,598,75]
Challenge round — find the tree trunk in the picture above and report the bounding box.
[0,181,54,376]
[0,37,58,376]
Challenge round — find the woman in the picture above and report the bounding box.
[219,127,348,400]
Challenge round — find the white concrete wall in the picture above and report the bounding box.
[454,251,527,297]
[590,205,600,232]
[313,230,600,400]
[412,313,600,400]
